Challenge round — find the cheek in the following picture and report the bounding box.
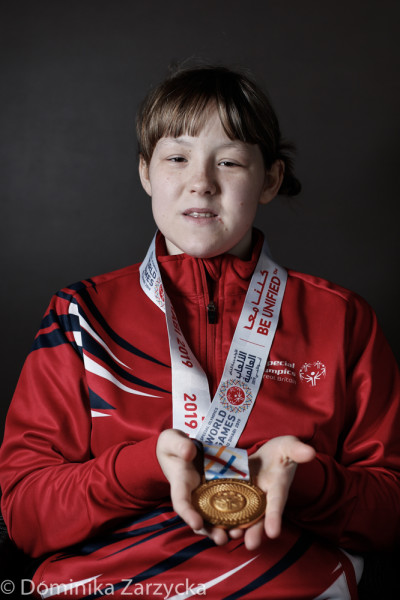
[233,179,262,200]
[233,184,261,212]
[152,200,166,219]
[154,174,178,197]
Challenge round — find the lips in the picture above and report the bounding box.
[183,208,217,218]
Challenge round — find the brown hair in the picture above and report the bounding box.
[136,66,301,196]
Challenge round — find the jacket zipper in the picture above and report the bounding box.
[206,301,217,324]
[198,261,218,396]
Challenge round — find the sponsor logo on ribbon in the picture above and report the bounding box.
[219,379,253,413]
[154,277,165,308]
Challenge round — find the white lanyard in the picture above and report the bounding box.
[139,233,287,449]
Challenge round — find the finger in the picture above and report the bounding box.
[165,430,198,461]
[182,507,203,531]
[243,519,264,551]
[228,527,244,540]
[208,526,230,546]
[264,507,282,539]
[193,525,230,545]
[170,471,202,529]
[172,491,203,530]
[177,435,199,463]
[157,429,197,460]
[264,479,289,538]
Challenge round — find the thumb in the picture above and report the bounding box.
[175,431,199,463]
[284,440,315,465]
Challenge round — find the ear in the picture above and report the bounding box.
[139,155,152,196]
[259,160,285,205]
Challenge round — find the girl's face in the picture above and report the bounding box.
[139,109,282,259]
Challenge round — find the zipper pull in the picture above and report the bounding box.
[207,301,217,324]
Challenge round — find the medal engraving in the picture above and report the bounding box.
[192,479,266,529]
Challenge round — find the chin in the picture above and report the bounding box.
[187,237,235,258]
[166,235,223,258]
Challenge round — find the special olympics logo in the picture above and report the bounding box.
[227,386,245,406]
[154,278,165,308]
[220,379,253,413]
[299,361,327,387]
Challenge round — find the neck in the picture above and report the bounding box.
[164,230,253,260]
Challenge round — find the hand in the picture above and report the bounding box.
[156,429,230,545]
[156,431,315,549]
[229,436,316,550]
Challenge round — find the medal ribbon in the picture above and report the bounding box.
[202,444,250,481]
[140,232,286,454]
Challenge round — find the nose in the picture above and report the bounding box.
[189,162,217,196]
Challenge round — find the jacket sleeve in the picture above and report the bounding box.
[0,292,169,557]
[286,296,400,552]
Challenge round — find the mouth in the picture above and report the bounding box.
[183,208,218,219]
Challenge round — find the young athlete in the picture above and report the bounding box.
[0,66,399,599]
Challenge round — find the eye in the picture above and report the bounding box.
[167,156,187,163]
[218,160,240,167]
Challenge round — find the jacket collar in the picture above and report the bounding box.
[155,229,265,299]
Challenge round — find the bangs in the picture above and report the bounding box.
[137,67,278,165]
[155,93,219,140]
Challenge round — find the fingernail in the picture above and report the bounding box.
[193,528,208,536]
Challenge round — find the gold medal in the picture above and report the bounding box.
[192,478,266,529]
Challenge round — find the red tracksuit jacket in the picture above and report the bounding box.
[0,231,399,599]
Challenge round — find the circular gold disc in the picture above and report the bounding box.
[192,479,266,529]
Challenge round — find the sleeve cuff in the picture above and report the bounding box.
[115,435,170,502]
[287,456,326,507]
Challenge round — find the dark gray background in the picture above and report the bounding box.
[1,1,399,439]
